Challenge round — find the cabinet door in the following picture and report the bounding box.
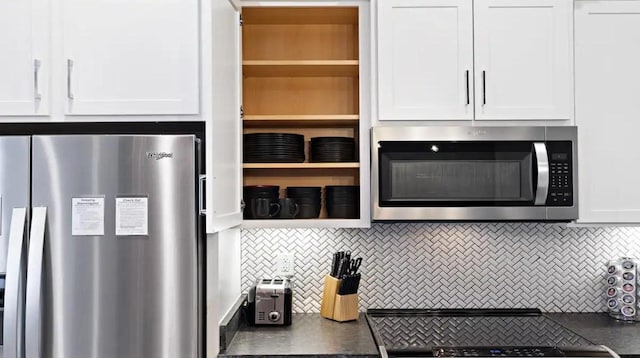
[474,0,572,120]
[377,0,473,120]
[0,0,48,116]
[575,0,640,223]
[206,0,243,233]
[63,0,199,115]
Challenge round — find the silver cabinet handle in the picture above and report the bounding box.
[26,207,47,358]
[34,59,42,101]
[199,174,207,216]
[67,59,74,99]
[465,70,470,105]
[4,208,28,358]
[534,143,549,205]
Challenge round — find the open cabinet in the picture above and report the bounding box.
[205,0,243,233]
[241,3,370,228]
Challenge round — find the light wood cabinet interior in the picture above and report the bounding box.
[243,77,359,115]
[242,6,360,220]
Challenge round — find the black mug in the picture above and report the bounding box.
[250,198,280,219]
[278,198,300,219]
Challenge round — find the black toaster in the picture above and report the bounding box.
[247,278,292,326]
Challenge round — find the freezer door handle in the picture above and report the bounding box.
[4,208,28,358]
[25,207,47,358]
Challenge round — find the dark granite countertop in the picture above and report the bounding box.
[218,307,640,358]
[219,313,379,358]
[547,313,640,357]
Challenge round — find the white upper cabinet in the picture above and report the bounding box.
[0,0,49,116]
[63,0,199,115]
[377,0,473,120]
[575,0,640,224]
[474,0,573,121]
[205,0,243,233]
[376,0,573,122]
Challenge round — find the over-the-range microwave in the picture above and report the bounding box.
[372,126,577,222]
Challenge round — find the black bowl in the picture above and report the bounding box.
[326,204,359,219]
[296,203,322,219]
[286,186,321,195]
[243,185,280,198]
[326,185,359,193]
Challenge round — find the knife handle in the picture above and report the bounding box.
[336,258,346,278]
[341,276,348,295]
[330,254,338,277]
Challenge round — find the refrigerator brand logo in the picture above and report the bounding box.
[146,152,174,160]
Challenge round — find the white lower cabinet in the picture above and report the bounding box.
[575,0,640,223]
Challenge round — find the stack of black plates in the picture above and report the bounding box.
[310,137,356,162]
[325,186,359,219]
[244,133,305,163]
[286,186,321,219]
[243,185,280,219]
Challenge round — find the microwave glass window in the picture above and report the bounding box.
[390,160,525,200]
[378,141,537,206]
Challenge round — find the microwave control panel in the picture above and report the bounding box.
[546,141,573,206]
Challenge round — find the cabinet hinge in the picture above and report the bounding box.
[239,14,243,26]
[240,105,244,119]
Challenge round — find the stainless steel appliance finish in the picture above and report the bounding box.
[247,278,293,326]
[0,137,30,356]
[371,126,578,221]
[3,134,202,358]
[0,137,30,272]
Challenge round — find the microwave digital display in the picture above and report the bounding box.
[552,153,568,161]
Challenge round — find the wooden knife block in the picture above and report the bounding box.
[320,274,359,322]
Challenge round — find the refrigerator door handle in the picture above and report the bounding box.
[4,208,28,358]
[199,174,207,216]
[25,207,47,358]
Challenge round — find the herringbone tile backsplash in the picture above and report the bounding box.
[241,224,640,313]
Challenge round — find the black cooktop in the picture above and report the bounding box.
[366,309,594,354]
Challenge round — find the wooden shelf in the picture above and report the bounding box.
[243,163,359,169]
[243,60,359,77]
[243,114,359,127]
[243,114,359,121]
[243,7,359,25]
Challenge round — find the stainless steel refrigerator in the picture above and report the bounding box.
[1,134,202,358]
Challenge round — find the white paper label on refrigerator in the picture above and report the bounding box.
[115,197,148,236]
[71,197,105,236]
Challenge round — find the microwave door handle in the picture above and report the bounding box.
[534,143,549,205]
[4,208,28,358]
[26,207,47,358]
